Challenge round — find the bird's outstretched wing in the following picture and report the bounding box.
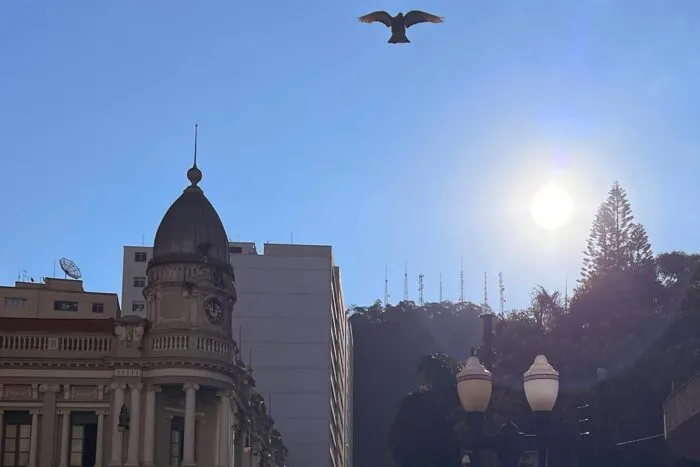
[404,10,444,28]
[358,11,393,27]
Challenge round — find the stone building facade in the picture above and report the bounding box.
[0,162,285,467]
[663,371,700,461]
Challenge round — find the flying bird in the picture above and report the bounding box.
[358,10,444,44]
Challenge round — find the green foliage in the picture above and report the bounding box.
[581,181,653,286]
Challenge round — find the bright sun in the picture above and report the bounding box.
[530,184,574,231]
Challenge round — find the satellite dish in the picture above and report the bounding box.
[59,257,82,280]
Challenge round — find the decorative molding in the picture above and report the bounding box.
[39,384,60,394]
[110,383,128,391]
[183,383,200,392]
[71,386,99,401]
[146,385,162,393]
[114,368,142,378]
[98,384,106,400]
[129,383,143,391]
[29,409,42,415]
[63,384,71,401]
[3,385,33,400]
[31,384,38,400]
[114,317,147,348]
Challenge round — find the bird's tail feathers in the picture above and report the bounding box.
[388,33,410,44]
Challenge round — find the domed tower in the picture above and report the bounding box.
[143,158,237,339]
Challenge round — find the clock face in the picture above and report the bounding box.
[204,299,224,325]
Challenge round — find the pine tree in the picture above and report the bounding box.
[580,181,652,284]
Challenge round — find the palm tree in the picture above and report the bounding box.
[529,286,564,330]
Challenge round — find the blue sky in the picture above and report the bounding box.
[2,1,699,310]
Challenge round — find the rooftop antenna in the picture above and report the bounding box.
[59,258,82,280]
[384,265,389,306]
[403,261,408,302]
[483,271,489,310]
[439,273,443,303]
[565,275,569,309]
[418,273,425,305]
[498,272,505,315]
[459,258,465,303]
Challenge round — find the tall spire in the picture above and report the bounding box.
[187,124,202,187]
[193,123,199,167]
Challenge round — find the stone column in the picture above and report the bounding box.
[142,385,161,467]
[59,410,71,467]
[126,383,142,466]
[0,410,4,460]
[28,410,40,467]
[109,383,126,466]
[39,384,60,467]
[217,391,232,467]
[95,410,106,467]
[182,383,199,467]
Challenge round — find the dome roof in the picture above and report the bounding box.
[151,164,230,267]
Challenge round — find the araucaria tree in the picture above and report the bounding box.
[580,181,653,284]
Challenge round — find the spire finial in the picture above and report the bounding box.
[186,123,202,187]
[193,123,198,167]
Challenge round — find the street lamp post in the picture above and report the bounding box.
[456,354,560,467]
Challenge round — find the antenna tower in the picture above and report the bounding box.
[459,258,465,303]
[439,273,443,303]
[384,265,389,306]
[418,274,425,305]
[565,275,569,310]
[403,261,408,302]
[498,272,505,315]
[483,271,489,309]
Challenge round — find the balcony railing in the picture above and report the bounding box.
[149,333,238,362]
[0,334,113,355]
[664,371,700,435]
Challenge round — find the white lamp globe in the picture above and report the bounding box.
[457,356,493,412]
[523,355,559,412]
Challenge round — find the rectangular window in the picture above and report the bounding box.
[169,416,184,466]
[91,303,104,314]
[134,252,148,262]
[132,302,145,313]
[54,300,79,312]
[2,411,31,467]
[3,297,27,309]
[133,277,146,288]
[70,424,84,467]
[69,413,97,467]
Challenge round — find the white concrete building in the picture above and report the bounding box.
[122,243,353,467]
[0,163,286,467]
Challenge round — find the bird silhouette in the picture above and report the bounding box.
[358,10,444,44]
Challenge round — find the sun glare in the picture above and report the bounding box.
[530,184,574,231]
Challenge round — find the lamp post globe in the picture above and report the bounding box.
[523,355,559,412]
[457,356,493,412]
